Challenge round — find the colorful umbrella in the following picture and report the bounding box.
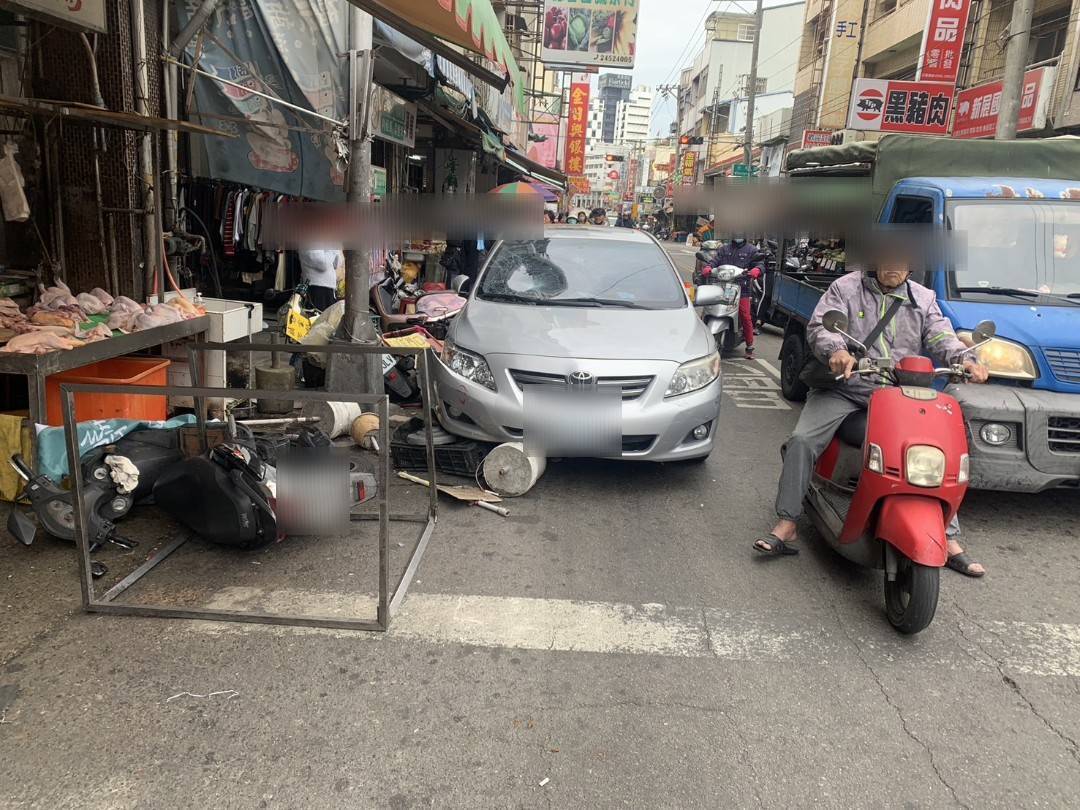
[489,181,558,202]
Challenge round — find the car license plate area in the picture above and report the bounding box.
[522,384,622,457]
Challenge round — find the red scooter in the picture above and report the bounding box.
[805,311,996,634]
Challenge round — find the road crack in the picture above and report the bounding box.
[953,601,1080,766]
[831,605,968,809]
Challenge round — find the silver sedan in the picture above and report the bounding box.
[433,226,725,462]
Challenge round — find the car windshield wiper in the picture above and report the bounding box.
[545,297,652,310]
[956,286,1080,305]
[479,292,539,305]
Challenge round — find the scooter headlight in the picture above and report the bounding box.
[441,340,496,391]
[906,445,946,488]
[666,351,721,397]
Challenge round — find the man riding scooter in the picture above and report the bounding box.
[703,236,763,359]
[753,257,990,577]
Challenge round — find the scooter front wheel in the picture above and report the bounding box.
[884,555,939,635]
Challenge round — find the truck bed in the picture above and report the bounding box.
[771,271,838,325]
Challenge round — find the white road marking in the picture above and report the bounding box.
[755,358,782,380]
[722,360,791,410]
[189,586,1080,678]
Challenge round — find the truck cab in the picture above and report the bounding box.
[880,177,1080,491]
[772,135,1080,493]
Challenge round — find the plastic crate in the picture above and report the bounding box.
[390,421,489,477]
[45,357,171,426]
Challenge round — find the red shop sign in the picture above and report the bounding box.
[917,0,972,84]
[952,66,1056,139]
[847,79,952,135]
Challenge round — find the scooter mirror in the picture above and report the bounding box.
[972,320,996,344]
[822,310,849,334]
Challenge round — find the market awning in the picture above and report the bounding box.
[0,94,234,137]
[416,97,505,161]
[348,0,524,113]
[504,148,568,192]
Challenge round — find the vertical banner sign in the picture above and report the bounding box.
[680,151,697,186]
[847,79,952,135]
[565,81,590,177]
[917,0,972,84]
[952,66,1056,139]
[542,0,639,69]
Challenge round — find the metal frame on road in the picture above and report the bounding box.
[61,343,438,632]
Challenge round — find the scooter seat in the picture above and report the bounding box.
[837,410,868,447]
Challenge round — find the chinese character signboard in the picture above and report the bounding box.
[3,0,106,32]
[834,19,859,39]
[564,81,590,176]
[570,175,591,194]
[801,129,834,149]
[847,79,952,135]
[952,67,1055,139]
[917,0,972,84]
[680,151,697,186]
[542,0,638,69]
[370,86,416,149]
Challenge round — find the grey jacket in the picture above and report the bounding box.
[807,272,969,402]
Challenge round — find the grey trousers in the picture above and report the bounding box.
[775,388,960,538]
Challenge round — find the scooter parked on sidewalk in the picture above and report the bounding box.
[805,311,995,634]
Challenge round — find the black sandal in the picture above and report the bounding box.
[946,552,985,578]
[753,533,799,556]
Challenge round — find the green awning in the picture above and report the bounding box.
[362,0,525,114]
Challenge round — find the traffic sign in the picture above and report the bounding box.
[732,164,759,176]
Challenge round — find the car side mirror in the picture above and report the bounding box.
[822,310,849,334]
[972,320,996,344]
[451,275,471,294]
[694,286,724,307]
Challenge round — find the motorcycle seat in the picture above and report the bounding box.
[837,410,867,447]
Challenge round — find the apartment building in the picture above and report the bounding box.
[790,0,1080,146]
[615,86,656,143]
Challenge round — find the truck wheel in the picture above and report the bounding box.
[884,556,939,635]
[780,334,809,402]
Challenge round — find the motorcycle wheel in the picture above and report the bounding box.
[718,328,738,355]
[884,555,939,635]
[780,333,809,402]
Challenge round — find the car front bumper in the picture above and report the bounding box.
[434,355,722,462]
[947,382,1080,493]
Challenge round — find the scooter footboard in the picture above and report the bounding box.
[876,495,948,567]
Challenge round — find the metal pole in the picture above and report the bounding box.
[995,0,1035,139]
[131,0,160,298]
[743,0,765,173]
[330,5,382,396]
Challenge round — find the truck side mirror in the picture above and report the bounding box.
[822,310,849,334]
[451,275,471,295]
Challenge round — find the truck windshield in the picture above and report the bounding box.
[948,201,1080,304]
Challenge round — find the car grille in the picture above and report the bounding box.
[509,370,654,400]
[1044,348,1080,385]
[1048,416,1080,454]
[501,427,655,453]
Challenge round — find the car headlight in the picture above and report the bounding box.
[441,340,496,391]
[957,332,1038,380]
[906,445,946,488]
[666,351,721,397]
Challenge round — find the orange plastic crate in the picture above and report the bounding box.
[45,357,171,426]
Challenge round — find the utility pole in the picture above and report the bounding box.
[995,0,1035,139]
[330,5,383,396]
[743,0,764,173]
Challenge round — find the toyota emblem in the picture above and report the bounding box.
[568,371,595,386]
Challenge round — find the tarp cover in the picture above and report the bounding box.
[786,135,1080,212]
[176,0,350,200]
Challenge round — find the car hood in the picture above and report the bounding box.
[451,298,713,361]
[946,300,1080,349]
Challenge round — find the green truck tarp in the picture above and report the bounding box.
[785,135,1080,213]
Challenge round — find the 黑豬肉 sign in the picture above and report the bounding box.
[847,79,952,135]
[542,0,638,69]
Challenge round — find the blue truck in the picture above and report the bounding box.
[771,134,1080,493]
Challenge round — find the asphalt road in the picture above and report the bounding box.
[2,244,1080,808]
